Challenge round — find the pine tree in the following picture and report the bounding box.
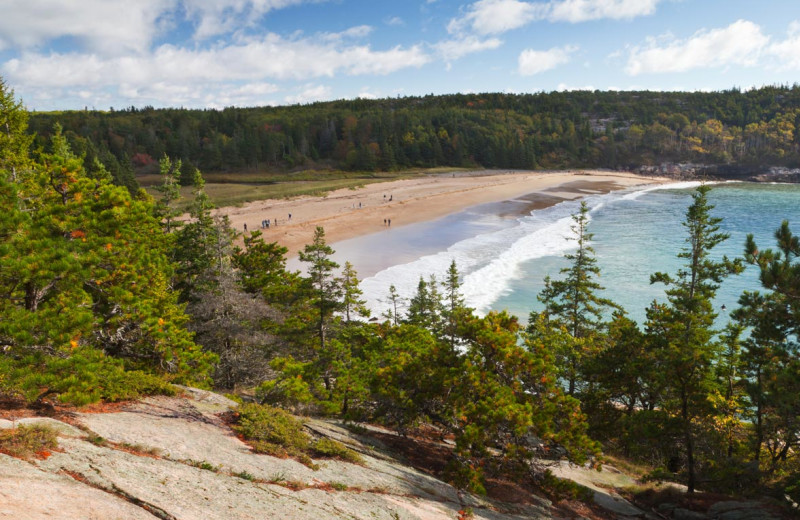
[533,201,618,395]
[298,227,342,353]
[735,221,800,471]
[382,284,401,326]
[441,260,470,349]
[405,275,443,332]
[154,155,182,233]
[0,78,32,183]
[0,90,214,402]
[339,261,369,323]
[647,185,742,493]
[173,168,232,300]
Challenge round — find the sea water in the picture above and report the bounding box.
[338,182,800,326]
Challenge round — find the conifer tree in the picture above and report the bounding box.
[405,275,443,333]
[647,185,742,493]
[155,155,182,233]
[0,86,214,401]
[441,260,470,349]
[298,226,342,353]
[532,201,618,395]
[339,261,369,323]
[735,221,800,472]
[0,78,32,183]
[382,284,401,326]
[173,168,233,300]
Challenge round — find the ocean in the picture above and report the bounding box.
[332,181,800,326]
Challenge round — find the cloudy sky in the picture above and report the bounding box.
[2,0,800,110]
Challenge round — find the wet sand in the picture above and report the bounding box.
[215,170,666,257]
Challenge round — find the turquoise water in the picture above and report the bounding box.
[344,182,800,326]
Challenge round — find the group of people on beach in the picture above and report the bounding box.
[245,213,293,231]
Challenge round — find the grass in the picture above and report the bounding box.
[118,442,161,457]
[329,481,349,491]
[140,166,473,209]
[234,470,256,481]
[187,459,218,472]
[0,424,59,460]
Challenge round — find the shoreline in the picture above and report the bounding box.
[215,170,668,257]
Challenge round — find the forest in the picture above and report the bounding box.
[24,85,800,193]
[1,78,799,506]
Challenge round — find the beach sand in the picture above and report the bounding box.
[216,170,666,257]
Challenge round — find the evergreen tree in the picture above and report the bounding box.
[0,78,32,183]
[339,261,369,323]
[647,185,742,493]
[735,221,800,473]
[382,284,401,326]
[173,168,232,300]
[298,226,342,353]
[405,275,443,333]
[154,155,182,233]
[532,201,618,395]
[441,260,470,349]
[0,110,214,401]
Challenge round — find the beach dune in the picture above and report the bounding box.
[217,170,664,257]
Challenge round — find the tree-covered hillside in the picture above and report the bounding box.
[27,86,800,191]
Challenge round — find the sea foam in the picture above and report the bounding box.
[359,181,708,318]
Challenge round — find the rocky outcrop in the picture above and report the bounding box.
[1,390,554,520]
[635,163,800,182]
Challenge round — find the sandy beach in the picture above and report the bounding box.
[216,170,666,257]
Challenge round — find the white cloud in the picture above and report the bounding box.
[768,20,800,70]
[448,0,663,36]
[181,0,329,40]
[434,36,503,61]
[0,0,330,54]
[385,16,404,27]
[284,84,332,104]
[448,0,542,36]
[518,44,577,75]
[625,20,769,75]
[0,0,169,54]
[547,0,660,23]
[3,32,430,89]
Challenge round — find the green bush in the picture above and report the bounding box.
[0,348,175,406]
[0,424,59,460]
[312,438,364,465]
[233,403,310,456]
[232,403,363,469]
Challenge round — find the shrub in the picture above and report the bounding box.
[232,403,363,469]
[0,424,59,460]
[0,348,175,406]
[312,438,364,465]
[232,403,310,456]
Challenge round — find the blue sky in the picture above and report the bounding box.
[2,0,800,110]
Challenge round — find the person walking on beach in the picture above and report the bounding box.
[388,219,391,227]
[383,218,386,226]
[243,223,247,232]
[288,213,292,220]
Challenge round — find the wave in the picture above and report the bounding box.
[620,180,705,201]
[359,181,694,317]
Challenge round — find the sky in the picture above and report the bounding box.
[2,0,800,111]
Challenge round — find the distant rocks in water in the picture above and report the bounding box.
[635,163,800,183]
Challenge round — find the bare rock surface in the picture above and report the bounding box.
[0,453,158,520]
[1,391,554,520]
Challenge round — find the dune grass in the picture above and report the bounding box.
[139,167,473,209]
